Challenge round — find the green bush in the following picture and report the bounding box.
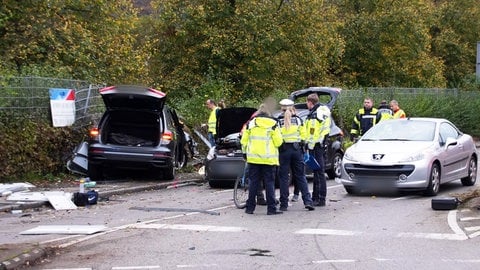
[0,112,85,181]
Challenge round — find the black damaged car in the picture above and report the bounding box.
[204,107,257,188]
[87,85,188,181]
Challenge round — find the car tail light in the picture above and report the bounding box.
[161,131,173,144]
[89,127,99,140]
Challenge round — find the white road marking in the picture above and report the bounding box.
[129,223,245,232]
[447,210,468,238]
[464,226,480,232]
[390,196,418,201]
[313,259,356,264]
[460,216,480,221]
[42,269,92,270]
[177,264,219,268]
[112,266,161,269]
[295,228,361,236]
[327,184,343,190]
[396,232,468,241]
[468,231,480,238]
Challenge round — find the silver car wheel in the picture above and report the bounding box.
[461,156,477,186]
[424,163,440,196]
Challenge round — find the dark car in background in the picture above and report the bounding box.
[274,86,344,179]
[87,85,188,181]
[204,107,257,187]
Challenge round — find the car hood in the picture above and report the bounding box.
[347,141,434,164]
[216,107,257,138]
[100,85,166,111]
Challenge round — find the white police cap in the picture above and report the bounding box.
[279,98,294,106]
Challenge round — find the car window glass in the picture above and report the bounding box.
[439,122,459,143]
[362,120,435,141]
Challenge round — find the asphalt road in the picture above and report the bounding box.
[3,173,479,270]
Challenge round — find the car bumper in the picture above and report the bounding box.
[340,160,431,191]
[88,145,173,169]
[205,156,245,181]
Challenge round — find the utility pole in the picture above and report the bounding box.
[477,42,480,81]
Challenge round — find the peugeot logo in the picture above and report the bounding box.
[372,154,385,161]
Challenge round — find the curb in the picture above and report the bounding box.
[0,177,205,269]
[1,247,47,270]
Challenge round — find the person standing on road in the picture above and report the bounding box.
[350,97,381,141]
[378,100,393,121]
[202,99,219,147]
[277,98,314,211]
[390,99,406,119]
[241,104,283,215]
[305,94,331,207]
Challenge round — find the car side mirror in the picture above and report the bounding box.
[444,137,458,148]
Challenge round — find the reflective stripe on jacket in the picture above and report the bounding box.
[240,116,283,165]
[305,105,331,149]
[350,108,380,136]
[278,114,305,143]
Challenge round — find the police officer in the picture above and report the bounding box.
[350,97,381,141]
[304,94,331,207]
[277,99,314,211]
[241,104,283,215]
[378,100,393,121]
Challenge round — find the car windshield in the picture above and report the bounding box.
[362,120,436,142]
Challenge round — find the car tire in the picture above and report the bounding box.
[177,149,188,169]
[163,165,175,180]
[344,185,356,194]
[424,163,440,196]
[88,163,104,181]
[327,152,343,179]
[461,156,477,186]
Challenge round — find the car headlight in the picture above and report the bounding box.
[206,147,216,161]
[399,152,425,162]
[343,150,358,162]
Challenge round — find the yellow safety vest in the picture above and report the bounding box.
[393,109,406,119]
[207,106,218,135]
[279,116,306,143]
[241,116,283,165]
[305,115,331,149]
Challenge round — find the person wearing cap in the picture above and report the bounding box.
[277,98,314,211]
[304,93,331,207]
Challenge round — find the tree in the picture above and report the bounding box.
[337,0,446,87]
[430,0,480,88]
[146,0,344,109]
[0,0,146,83]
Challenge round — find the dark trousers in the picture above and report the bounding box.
[279,144,313,208]
[207,132,215,147]
[246,163,277,213]
[311,143,326,202]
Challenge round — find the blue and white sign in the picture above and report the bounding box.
[50,88,76,127]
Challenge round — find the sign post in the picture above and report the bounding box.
[49,88,76,127]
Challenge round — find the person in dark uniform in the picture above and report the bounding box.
[350,97,381,141]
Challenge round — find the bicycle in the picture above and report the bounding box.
[233,163,249,209]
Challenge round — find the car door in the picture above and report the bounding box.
[439,122,467,181]
[168,108,187,168]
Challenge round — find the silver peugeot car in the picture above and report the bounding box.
[340,118,478,196]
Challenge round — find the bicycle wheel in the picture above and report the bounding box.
[233,173,249,209]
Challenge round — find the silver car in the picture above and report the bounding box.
[340,118,478,195]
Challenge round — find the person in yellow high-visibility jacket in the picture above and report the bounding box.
[276,99,315,212]
[304,94,331,207]
[241,106,283,215]
[202,99,219,147]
